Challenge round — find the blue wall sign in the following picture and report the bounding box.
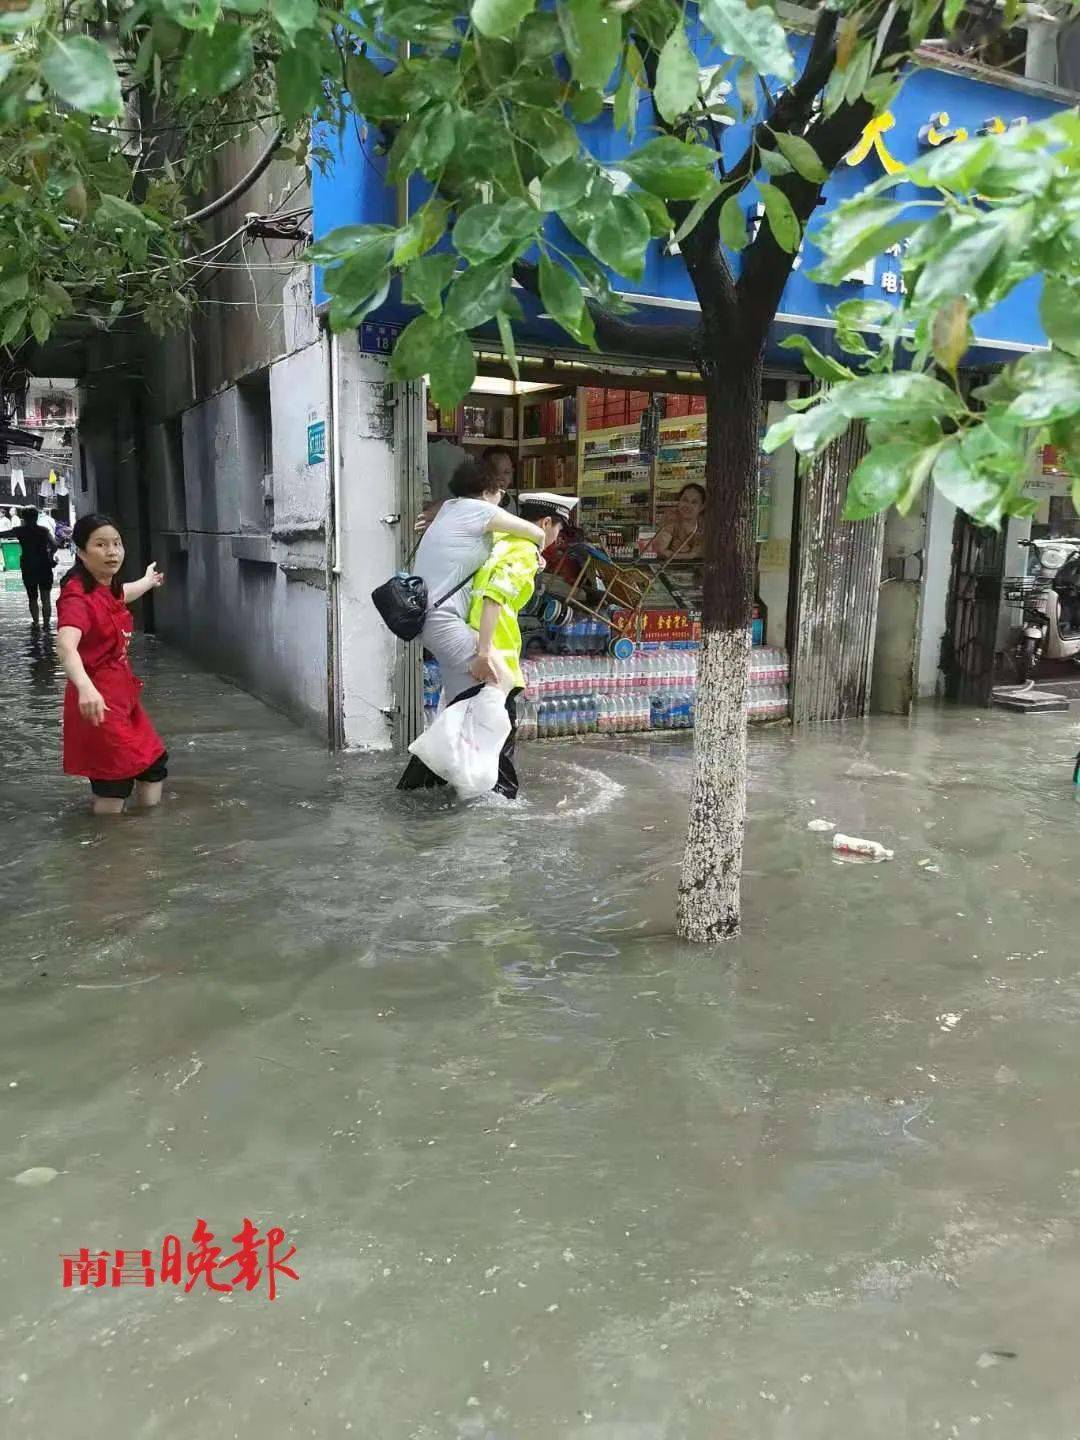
[307,419,326,467]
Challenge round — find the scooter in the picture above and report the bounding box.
[1004,537,1080,680]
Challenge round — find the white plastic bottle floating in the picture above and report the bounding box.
[832,833,895,862]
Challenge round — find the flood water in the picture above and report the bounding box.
[2,581,1080,1439]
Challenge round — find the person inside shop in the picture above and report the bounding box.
[9,506,58,627]
[653,483,706,563]
[55,514,168,816]
[415,447,517,534]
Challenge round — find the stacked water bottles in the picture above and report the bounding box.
[424,638,790,741]
[518,648,699,739]
[747,645,790,720]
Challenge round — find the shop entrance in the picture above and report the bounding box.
[941,511,1008,704]
[415,367,799,744]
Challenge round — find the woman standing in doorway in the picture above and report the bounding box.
[55,514,168,815]
[9,507,58,627]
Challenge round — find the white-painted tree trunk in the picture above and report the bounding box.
[676,625,750,941]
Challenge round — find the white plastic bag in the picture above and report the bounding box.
[408,677,511,798]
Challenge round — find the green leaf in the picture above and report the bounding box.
[1004,354,1080,426]
[517,108,578,165]
[443,261,512,330]
[699,0,794,84]
[558,0,622,92]
[762,413,798,454]
[913,207,1028,307]
[930,296,970,373]
[402,253,457,316]
[95,193,163,232]
[41,279,73,316]
[568,86,605,123]
[773,132,827,184]
[844,41,873,105]
[305,224,394,265]
[393,200,449,266]
[932,440,1006,527]
[41,35,123,117]
[540,157,593,212]
[1040,277,1080,359]
[719,193,748,252]
[539,252,593,346]
[275,43,321,127]
[943,0,966,29]
[519,9,562,59]
[792,399,851,455]
[0,308,27,345]
[673,182,726,245]
[390,313,442,381]
[843,441,922,519]
[779,335,855,384]
[324,242,392,312]
[496,309,520,380]
[896,442,944,516]
[0,0,44,34]
[345,54,408,120]
[453,200,542,263]
[632,189,673,239]
[429,330,477,410]
[585,194,650,282]
[906,136,994,192]
[655,22,699,124]
[758,147,792,178]
[736,64,757,120]
[613,68,636,136]
[270,0,316,43]
[29,305,50,346]
[179,23,253,96]
[0,272,29,305]
[810,199,920,286]
[618,136,720,201]
[834,373,965,424]
[471,0,535,37]
[759,183,800,253]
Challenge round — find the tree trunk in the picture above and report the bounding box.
[676,342,762,943]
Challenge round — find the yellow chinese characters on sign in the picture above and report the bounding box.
[845,111,1027,174]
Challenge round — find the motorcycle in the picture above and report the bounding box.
[1003,537,1080,680]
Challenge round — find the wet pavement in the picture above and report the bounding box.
[2,579,1080,1440]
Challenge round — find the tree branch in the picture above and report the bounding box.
[735,7,910,341]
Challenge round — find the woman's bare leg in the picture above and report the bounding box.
[39,584,52,626]
[132,780,163,808]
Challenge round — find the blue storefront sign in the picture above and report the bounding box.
[311,28,1064,366]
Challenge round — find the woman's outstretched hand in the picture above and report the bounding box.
[144,562,165,588]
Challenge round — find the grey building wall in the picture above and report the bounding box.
[75,138,334,734]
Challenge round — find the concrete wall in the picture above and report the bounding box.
[335,344,399,750]
[148,330,330,732]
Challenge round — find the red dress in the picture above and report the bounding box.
[57,577,165,780]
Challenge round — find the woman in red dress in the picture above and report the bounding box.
[56,514,167,815]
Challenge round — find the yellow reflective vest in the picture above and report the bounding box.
[466,532,542,690]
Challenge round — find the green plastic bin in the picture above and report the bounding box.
[1,539,21,572]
